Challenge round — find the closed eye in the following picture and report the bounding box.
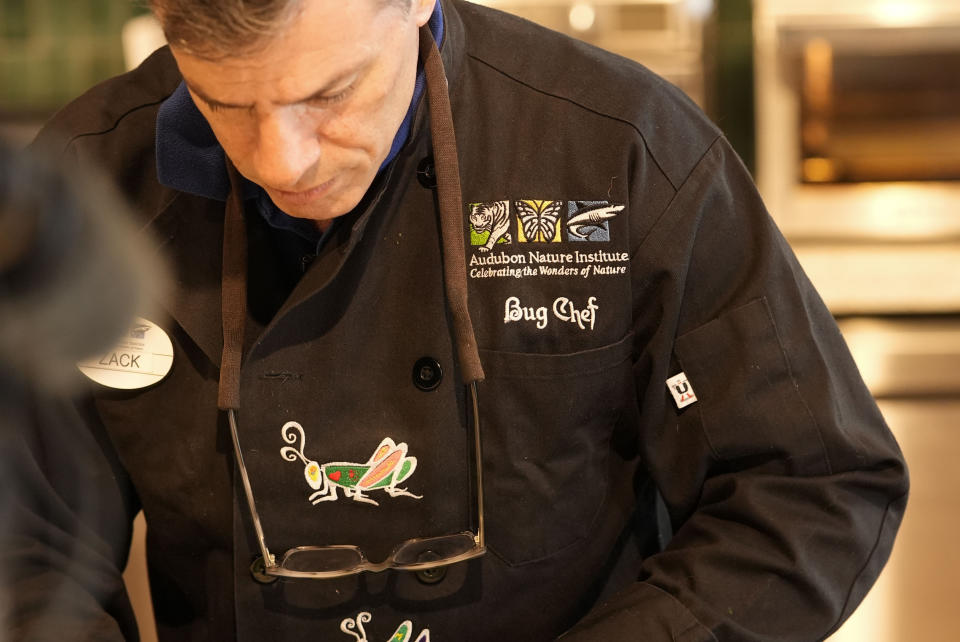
[307,83,355,107]
[203,100,254,115]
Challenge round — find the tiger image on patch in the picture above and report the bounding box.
[469,201,512,252]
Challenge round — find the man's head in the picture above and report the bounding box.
[153,0,436,226]
[150,0,418,59]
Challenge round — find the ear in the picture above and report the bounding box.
[413,0,437,27]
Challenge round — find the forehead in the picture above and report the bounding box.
[172,0,407,103]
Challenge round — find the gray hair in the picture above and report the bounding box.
[150,0,413,59]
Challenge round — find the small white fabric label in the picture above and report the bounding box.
[77,317,174,389]
[666,372,697,409]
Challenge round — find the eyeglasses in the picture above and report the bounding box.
[229,382,485,582]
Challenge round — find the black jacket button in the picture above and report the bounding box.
[412,357,442,391]
[416,157,436,188]
[415,565,448,584]
[249,556,278,584]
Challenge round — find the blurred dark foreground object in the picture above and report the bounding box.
[0,139,166,392]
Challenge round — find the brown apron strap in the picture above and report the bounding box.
[217,161,247,410]
[420,25,485,384]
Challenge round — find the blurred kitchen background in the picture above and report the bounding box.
[2,1,957,640]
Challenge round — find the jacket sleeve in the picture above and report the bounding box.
[0,380,140,641]
[561,137,909,641]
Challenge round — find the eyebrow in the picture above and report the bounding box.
[186,67,361,110]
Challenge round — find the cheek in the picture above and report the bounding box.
[318,106,388,158]
[322,62,415,156]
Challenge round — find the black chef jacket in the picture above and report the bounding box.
[4,1,908,640]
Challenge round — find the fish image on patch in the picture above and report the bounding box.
[468,201,512,252]
[515,199,563,243]
[280,422,422,506]
[566,201,625,242]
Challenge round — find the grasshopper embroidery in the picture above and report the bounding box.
[341,612,430,642]
[280,421,422,506]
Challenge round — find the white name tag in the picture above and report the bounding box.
[666,372,698,409]
[78,317,173,389]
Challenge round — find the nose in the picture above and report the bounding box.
[252,108,321,191]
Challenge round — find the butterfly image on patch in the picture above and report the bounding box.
[515,199,563,243]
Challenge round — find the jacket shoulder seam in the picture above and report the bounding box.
[633,134,724,253]
[465,51,683,190]
[60,96,171,156]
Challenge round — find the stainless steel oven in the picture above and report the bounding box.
[754,0,960,314]
[755,4,960,641]
[471,0,713,108]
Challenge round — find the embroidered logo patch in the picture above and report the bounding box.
[281,422,422,506]
[516,199,563,243]
[469,201,512,252]
[341,612,430,642]
[666,372,698,409]
[465,198,629,281]
[566,201,624,242]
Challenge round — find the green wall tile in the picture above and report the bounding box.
[0,0,135,113]
[1,0,29,38]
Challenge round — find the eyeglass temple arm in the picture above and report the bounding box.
[228,408,277,566]
[469,382,485,547]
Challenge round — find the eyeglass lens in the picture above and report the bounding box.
[279,532,479,573]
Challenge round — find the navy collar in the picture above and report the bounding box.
[155,4,444,244]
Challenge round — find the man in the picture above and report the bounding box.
[8,0,907,640]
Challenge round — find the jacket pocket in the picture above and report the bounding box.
[477,332,635,566]
[674,297,830,473]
